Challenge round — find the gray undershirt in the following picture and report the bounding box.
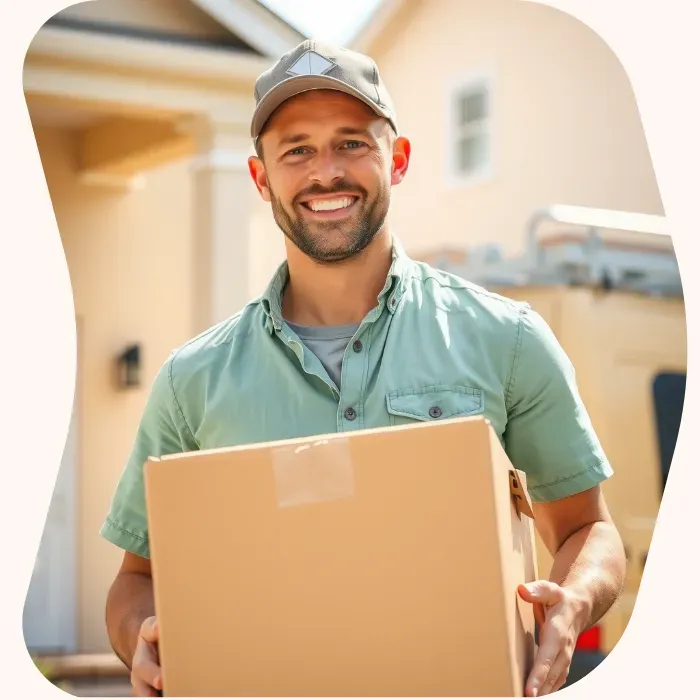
[286,321,360,389]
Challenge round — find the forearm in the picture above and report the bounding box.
[548,520,626,632]
[106,572,155,669]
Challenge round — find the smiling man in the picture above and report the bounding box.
[102,40,626,698]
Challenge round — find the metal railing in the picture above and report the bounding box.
[526,204,669,266]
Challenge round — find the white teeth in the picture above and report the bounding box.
[308,197,354,212]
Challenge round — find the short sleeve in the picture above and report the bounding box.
[503,306,613,503]
[100,356,197,558]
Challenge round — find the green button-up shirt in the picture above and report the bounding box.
[101,241,612,558]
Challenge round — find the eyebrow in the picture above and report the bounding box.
[278,133,311,148]
[277,126,376,149]
[335,127,374,139]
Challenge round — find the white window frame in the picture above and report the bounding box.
[445,68,495,188]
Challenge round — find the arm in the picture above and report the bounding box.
[106,551,162,697]
[518,486,625,695]
[100,355,196,696]
[533,485,625,630]
[502,307,625,694]
[106,552,155,669]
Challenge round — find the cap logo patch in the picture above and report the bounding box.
[286,50,336,77]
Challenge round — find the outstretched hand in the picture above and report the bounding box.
[518,580,588,696]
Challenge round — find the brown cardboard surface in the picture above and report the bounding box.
[145,416,537,697]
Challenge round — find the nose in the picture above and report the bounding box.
[308,147,345,188]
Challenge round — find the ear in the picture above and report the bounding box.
[248,156,271,202]
[390,136,411,186]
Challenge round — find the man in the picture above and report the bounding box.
[102,40,625,698]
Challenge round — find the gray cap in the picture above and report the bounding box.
[251,39,398,140]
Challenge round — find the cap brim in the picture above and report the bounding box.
[251,74,396,139]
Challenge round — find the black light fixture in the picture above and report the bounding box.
[117,344,141,389]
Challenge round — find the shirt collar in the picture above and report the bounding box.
[261,236,412,334]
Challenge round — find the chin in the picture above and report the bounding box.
[319,237,378,263]
[308,246,358,264]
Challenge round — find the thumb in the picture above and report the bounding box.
[518,580,563,606]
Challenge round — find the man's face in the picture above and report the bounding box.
[249,90,409,263]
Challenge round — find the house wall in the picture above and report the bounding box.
[248,187,288,297]
[365,0,663,257]
[34,124,195,651]
[33,119,294,652]
[26,0,303,660]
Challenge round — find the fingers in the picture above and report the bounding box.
[520,582,578,696]
[132,650,162,690]
[140,616,159,644]
[548,671,568,695]
[525,648,557,696]
[132,617,163,696]
[131,675,159,697]
[525,616,566,697]
[538,650,570,695]
[552,671,569,693]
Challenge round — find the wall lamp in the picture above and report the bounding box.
[117,344,141,389]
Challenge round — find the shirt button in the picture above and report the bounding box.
[429,406,442,419]
[344,407,357,421]
[352,340,363,353]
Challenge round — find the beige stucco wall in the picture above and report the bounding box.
[34,118,291,652]
[248,188,287,297]
[367,0,663,257]
[34,124,196,652]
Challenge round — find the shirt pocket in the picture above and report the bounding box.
[385,385,485,426]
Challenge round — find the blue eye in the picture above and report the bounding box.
[344,141,364,149]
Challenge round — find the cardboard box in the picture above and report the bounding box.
[145,415,538,697]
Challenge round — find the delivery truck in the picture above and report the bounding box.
[415,204,686,687]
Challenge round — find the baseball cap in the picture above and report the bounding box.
[251,39,399,141]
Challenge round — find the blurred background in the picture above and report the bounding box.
[22,0,685,695]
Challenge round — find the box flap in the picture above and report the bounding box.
[509,469,534,520]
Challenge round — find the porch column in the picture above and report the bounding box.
[182,116,255,335]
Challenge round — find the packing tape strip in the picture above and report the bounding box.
[272,437,355,508]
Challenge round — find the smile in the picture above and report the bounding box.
[300,196,359,214]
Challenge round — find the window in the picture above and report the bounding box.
[651,371,686,494]
[447,72,493,184]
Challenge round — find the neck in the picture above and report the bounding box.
[281,230,394,327]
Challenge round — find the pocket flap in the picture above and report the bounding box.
[386,385,484,421]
